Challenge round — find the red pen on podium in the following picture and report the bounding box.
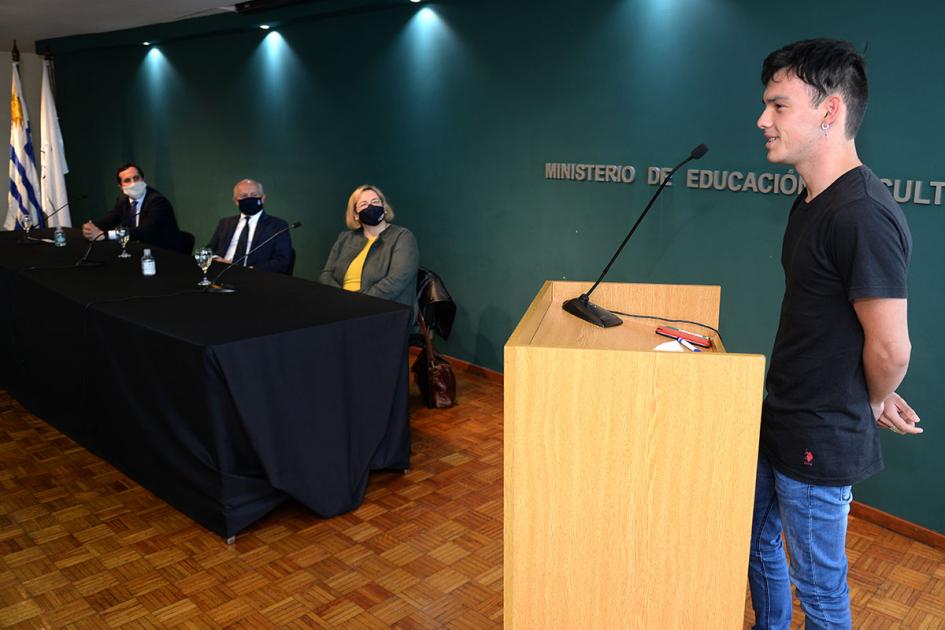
[655,325,711,348]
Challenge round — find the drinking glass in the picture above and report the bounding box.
[116,225,131,258]
[194,248,213,286]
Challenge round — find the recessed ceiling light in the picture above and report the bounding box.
[259,24,271,30]
[142,41,151,46]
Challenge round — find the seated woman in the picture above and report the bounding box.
[319,184,420,322]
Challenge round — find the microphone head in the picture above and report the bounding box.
[690,144,708,160]
[291,221,302,229]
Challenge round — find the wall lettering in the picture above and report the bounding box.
[545,162,942,206]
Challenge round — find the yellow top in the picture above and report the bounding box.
[343,236,377,291]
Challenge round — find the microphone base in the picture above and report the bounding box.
[206,283,237,294]
[562,296,623,328]
[75,260,103,267]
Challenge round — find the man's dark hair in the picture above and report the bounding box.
[115,163,144,183]
[761,38,868,139]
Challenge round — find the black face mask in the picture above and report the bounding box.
[238,196,264,216]
[358,203,385,226]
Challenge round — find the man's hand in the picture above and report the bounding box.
[875,392,922,435]
[82,221,104,241]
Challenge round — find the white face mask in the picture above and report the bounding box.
[122,180,147,200]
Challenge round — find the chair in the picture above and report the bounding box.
[287,248,296,276]
[417,267,455,340]
[410,267,456,347]
[411,267,457,408]
[176,230,196,255]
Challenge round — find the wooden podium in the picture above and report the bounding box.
[504,281,765,629]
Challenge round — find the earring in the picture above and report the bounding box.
[821,122,829,136]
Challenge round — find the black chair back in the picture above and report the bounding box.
[416,267,456,341]
[177,230,196,255]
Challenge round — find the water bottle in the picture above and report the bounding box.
[141,248,156,276]
[53,227,67,248]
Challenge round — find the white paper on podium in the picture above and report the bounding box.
[654,340,685,352]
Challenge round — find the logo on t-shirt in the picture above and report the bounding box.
[803,450,814,466]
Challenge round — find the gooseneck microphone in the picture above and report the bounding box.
[19,195,88,245]
[76,231,107,266]
[43,196,78,225]
[562,143,709,327]
[206,221,301,293]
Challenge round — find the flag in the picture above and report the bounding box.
[40,58,70,227]
[5,59,43,230]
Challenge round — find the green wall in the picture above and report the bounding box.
[44,0,945,533]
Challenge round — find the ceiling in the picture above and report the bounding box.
[0,1,236,53]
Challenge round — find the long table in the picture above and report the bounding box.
[0,228,412,538]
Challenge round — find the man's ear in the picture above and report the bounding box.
[822,94,843,127]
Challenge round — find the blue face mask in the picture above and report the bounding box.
[358,203,385,226]
[238,196,263,216]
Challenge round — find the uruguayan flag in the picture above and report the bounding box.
[5,60,44,231]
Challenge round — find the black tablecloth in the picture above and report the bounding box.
[0,228,412,537]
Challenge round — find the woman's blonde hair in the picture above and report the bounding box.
[345,184,395,229]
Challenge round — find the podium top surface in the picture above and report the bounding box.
[507,280,728,353]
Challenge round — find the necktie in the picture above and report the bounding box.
[235,217,250,266]
[130,200,139,227]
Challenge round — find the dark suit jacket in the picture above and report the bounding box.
[319,224,419,321]
[206,212,293,274]
[94,187,181,251]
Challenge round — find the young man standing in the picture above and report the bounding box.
[751,39,921,629]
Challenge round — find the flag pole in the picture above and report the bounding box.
[44,47,56,100]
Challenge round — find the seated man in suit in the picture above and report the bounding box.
[206,179,293,274]
[82,163,182,250]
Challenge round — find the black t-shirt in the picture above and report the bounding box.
[761,166,912,486]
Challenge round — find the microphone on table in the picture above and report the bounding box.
[42,195,79,226]
[205,221,302,293]
[37,196,82,246]
[19,195,85,245]
[562,143,709,327]
[75,231,107,267]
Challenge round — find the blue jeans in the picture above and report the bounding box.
[748,453,853,630]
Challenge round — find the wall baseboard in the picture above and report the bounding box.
[407,346,504,384]
[851,501,945,551]
[408,348,945,549]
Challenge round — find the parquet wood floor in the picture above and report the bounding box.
[1,368,942,628]
[0,371,502,629]
[743,514,945,629]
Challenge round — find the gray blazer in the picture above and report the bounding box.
[319,223,420,322]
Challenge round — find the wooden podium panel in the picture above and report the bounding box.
[504,281,765,629]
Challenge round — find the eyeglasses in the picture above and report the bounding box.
[355,199,382,210]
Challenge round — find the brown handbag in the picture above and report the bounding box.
[412,310,456,408]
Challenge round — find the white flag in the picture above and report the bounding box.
[5,61,43,230]
[40,59,70,227]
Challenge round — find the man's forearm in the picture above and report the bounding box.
[862,339,911,406]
